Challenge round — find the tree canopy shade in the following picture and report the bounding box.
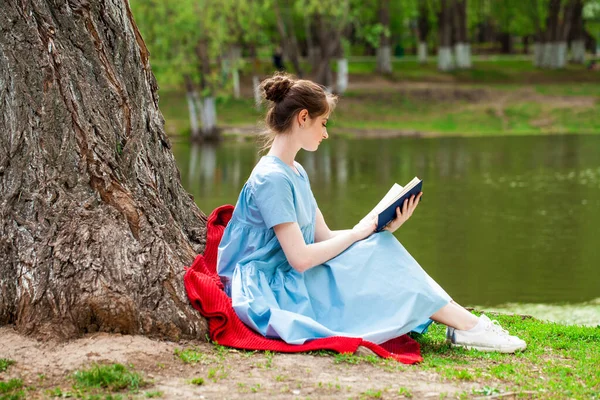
[0,0,208,339]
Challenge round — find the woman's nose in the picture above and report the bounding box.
[323,130,329,139]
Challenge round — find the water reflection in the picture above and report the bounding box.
[174,135,600,308]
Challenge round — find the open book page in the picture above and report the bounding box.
[362,183,403,222]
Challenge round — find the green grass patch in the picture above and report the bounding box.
[72,363,145,392]
[189,377,204,386]
[144,390,164,398]
[416,312,600,398]
[0,359,15,373]
[0,378,25,400]
[174,347,210,364]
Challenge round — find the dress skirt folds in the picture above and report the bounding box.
[217,156,451,345]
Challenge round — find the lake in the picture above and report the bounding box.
[172,134,600,324]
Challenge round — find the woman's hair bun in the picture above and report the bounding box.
[262,75,294,103]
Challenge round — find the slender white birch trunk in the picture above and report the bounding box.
[418,41,428,64]
[438,46,454,71]
[201,97,217,137]
[186,91,200,140]
[253,75,261,110]
[376,45,392,74]
[336,58,349,94]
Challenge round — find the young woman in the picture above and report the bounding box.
[217,73,526,354]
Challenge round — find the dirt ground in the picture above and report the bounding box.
[0,326,482,399]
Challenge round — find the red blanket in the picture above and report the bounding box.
[183,205,423,364]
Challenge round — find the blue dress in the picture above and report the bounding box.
[217,155,451,345]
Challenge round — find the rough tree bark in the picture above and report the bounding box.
[0,0,208,340]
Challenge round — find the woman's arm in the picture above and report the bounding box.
[274,217,376,273]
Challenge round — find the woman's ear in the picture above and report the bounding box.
[297,109,308,127]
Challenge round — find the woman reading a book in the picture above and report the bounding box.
[217,73,526,353]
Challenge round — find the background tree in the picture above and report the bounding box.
[416,1,433,63]
[437,0,455,71]
[453,0,471,68]
[0,0,207,339]
[583,0,600,56]
[272,0,305,77]
[376,0,392,74]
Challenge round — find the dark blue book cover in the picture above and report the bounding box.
[376,180,423,232]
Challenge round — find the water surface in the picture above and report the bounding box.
[173,134,600,319]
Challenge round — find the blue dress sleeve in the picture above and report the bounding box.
[251,171,297,229]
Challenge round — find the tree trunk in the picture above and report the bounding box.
[533,40,543,67]
[336,58,349,94]
[248,44,262,110]
[274,0,304,77]
[418,42,428,63]
[569,0,585,63]
[417,1,430,64]
[0,0,208,340]
[437,0,454,71]
[184,75,201,140]
[313,14,338,90]
[229,46,242,99]
[536,0,575,69]
[195,39,219,140]
[304,13,319,67]
[498,32,513,54]
[522,35,530,54]
[199,97,218,140]
[452,0,470,69]
[376,0,392,74]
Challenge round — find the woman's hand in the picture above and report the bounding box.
[352,215,377,241]
[384,192,423,233]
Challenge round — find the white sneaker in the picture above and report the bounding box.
[446,315,527,353]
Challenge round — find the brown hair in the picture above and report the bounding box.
[258,72,337,151]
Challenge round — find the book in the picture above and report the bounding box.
[363,177,423,232]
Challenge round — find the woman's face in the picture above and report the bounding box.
[300,113,329,152]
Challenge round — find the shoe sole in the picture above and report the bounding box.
[449,342,527,354]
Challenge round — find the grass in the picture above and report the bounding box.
[0,359,15,373]
[413,312,600,399]
[0,378,25,400]
[72,363,145,392]
[189,377,204,386]
[319,311,600,398]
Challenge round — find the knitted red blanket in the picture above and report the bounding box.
[183,205,423,364]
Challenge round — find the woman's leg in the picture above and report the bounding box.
[430,300,479,330]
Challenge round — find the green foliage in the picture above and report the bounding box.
[72,363,144,392]
[0,359,15,373]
